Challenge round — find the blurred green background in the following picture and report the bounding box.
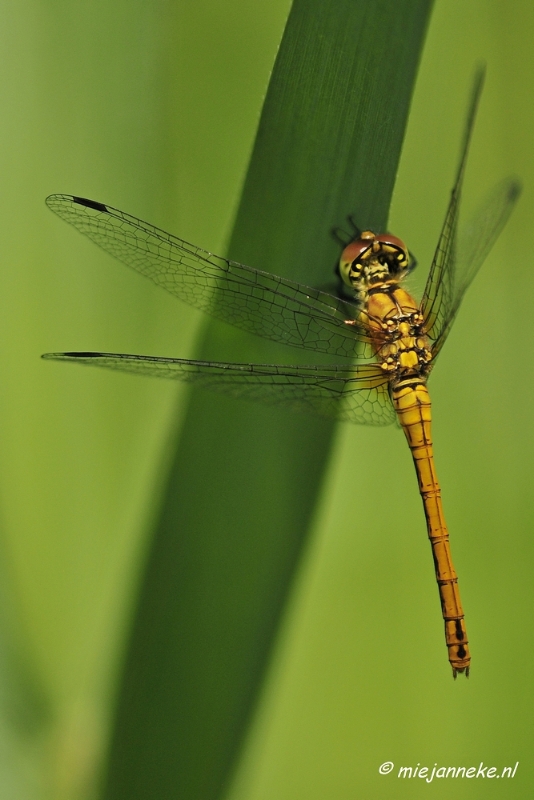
[0,0,532,799]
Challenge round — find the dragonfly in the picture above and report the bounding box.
[43,71,520,678]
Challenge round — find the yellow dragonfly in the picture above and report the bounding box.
[43,72,519,677]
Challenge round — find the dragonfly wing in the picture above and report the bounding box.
[46,195,372,359]
[42,352,395,426]
[430,177,521,360]
[421,69,485,339]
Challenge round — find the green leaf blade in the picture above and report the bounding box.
[101,2,433,800]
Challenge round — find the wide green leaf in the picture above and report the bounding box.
[101,2,433,799]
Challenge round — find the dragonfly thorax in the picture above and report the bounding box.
[361,278,433,380]
[374,311,432,377]
[339,230,409,300]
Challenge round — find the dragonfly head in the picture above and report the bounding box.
[339,231,410,295]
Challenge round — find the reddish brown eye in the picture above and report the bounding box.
[374,233,408,253]
[340,239,372,265]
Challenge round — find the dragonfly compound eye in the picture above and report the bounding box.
[339,230,409,289]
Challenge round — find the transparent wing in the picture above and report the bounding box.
[42,352,395,426]
[430,177,521,360]
[46,195,374,359]
[421,69,485,339]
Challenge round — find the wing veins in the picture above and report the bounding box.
[46,194,373,358]
[42,352,394,426]
[421,68,485,339]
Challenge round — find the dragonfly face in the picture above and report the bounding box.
[339,231,410,299]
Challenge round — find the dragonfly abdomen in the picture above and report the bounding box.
[392,380,471,678]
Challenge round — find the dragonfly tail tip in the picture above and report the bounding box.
[451,665,470,679]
